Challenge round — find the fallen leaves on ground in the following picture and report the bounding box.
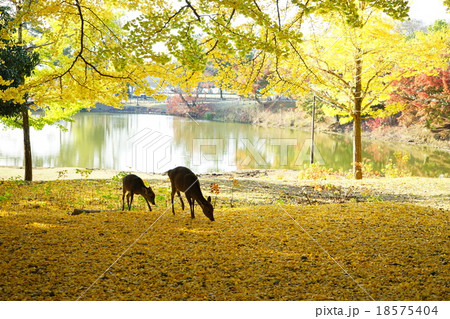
[0,179,448,300]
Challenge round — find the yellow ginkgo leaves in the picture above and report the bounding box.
[0,177,448,301]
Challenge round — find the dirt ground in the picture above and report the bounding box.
[1,167,448,211]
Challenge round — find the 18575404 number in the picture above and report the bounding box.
[377,305,438,316]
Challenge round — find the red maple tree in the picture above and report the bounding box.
[166,94,210,118]
[388,69,450,130]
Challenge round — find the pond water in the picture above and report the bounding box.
[0,112,448,176]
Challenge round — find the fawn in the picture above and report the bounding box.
[167,166,214,221]
[122,174,156,211]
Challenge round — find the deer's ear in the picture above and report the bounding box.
[207,196,211,203]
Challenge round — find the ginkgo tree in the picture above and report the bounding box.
[267,4,448,179]
[0,0,165,181]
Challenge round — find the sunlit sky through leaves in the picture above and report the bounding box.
[409,0,450,24]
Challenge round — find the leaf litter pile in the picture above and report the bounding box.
[0,175,448,301]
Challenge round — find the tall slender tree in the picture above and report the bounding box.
[0,6,39,181]
[263,6,447,178]
[0,0,164,180]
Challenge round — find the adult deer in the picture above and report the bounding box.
[122,174,156,211]
[167,166,214,221]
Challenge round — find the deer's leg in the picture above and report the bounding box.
[126,193,131,210]
[128,193,134,211]
[145,197,152,212]
[191,199,196,219]
[122,190,126,211]
[171,188,176,215]
[177,191,185,210]
[187,197,195,219]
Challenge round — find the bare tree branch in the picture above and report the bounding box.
[276,0,282,30]
[55,0,131,81]
[185,0,201,21]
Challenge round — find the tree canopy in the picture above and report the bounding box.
[0,0,166,129]
[273,9,448,120]
[0,6,39,117]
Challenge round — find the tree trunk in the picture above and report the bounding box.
[22,108,32,181]
[353,54,363,180]
[17,5,32,181]
[353,109,362,180]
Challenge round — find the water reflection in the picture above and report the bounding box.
[0,112,448,176]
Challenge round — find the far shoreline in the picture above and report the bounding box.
[88,103,450,153]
